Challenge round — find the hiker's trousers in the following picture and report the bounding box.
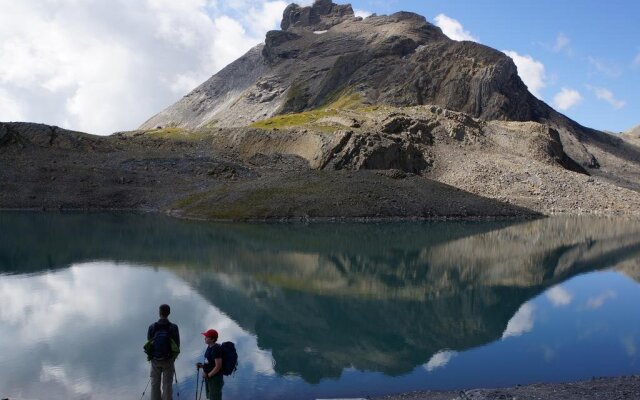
[150,358,175,400]
[205,374,224,400]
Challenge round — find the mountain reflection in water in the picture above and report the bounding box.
[1,213,640,399]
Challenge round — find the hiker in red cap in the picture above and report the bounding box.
[197,329,224,400]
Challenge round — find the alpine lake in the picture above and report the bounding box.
[2,212,640,400]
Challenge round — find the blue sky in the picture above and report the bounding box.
[0,0,637,134]
[350,0,639,133]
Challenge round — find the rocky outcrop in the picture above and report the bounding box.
[321,114,434,172]
[208,108,582,176]
[281,0,355,31]
[0,123,25,148]
[0,122,105,151]
[622,124,640,146]
[627,124,640,135]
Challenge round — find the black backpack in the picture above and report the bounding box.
[217,342,238,376]
[145,323,179,360]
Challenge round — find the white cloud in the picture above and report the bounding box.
[0,0,288,135]
[502,303,535,339]
[0,88,25,121]
[589,86,626,109]
[553,33,570,53]
[546,285,573,306]
[503,50,547,98]
[244,1,289,34]
[424,350,457,372]
[434,14,478,42]
[586,289,617,309]
[634,51,640,68]
[41,363,92,397]
[355,9,373,19]
[552,88,582,111]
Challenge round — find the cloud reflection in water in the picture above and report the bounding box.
[502,303,535,339]
[546,286,573,307]
[0,262,274,400]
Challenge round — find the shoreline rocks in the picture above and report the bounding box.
[374,375,640,400]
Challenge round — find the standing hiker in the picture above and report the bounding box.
[197,329,224,400]
[146,304,180,400]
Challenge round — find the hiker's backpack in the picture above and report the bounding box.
[144,323,180,360]
[218,342,238,376]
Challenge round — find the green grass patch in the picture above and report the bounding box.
[250,108,339,130]
[172,181,327,220]
[356,104,387,113]
[172,191,210,209]
[144,127,210,141]
[320,89,362,110]
[250,88,365,130]
[327,92,361,109]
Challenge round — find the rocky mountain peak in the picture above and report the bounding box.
[140,1,550,131]
[281,0,355,31]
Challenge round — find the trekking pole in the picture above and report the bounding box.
[194,366,200,400]
[198,375,206,400]
[174,369,180,399]
[139,377,151,400]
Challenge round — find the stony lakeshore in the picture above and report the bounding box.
[373,375,640,400]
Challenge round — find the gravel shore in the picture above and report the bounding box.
[373,376,640,400]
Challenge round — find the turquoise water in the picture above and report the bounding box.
[1,213,640,399]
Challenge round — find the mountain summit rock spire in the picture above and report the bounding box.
[281,0,355,31]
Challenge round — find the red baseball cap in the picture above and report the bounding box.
[202,329,218,339]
